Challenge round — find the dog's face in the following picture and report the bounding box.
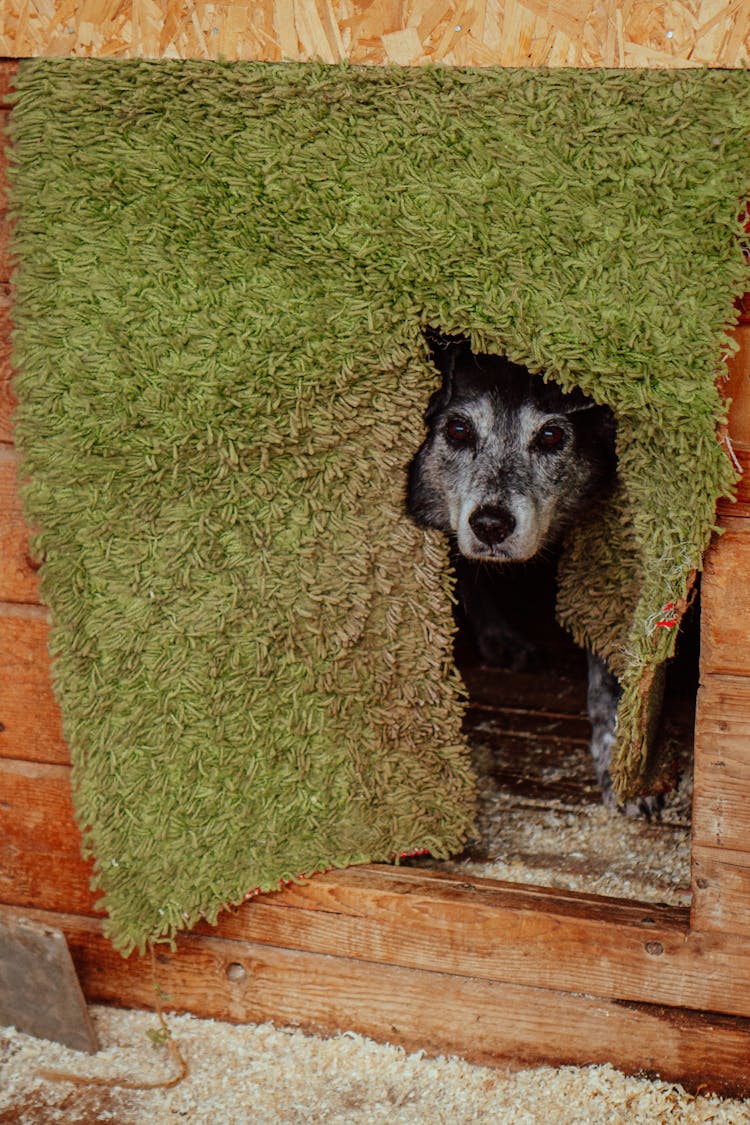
[407,340,616,562]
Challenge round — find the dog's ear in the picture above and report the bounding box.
[423,380,452,424]
[575,402,617,438]
[422,330,470,423]
[572,402,618,481]
[424,329,471,377]
[542,380,605,417]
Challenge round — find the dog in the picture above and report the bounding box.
[407,333,657,817]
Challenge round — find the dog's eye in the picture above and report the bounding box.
[444,418,475,448]
[535,424,566,451]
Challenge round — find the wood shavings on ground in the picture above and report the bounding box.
[1,1005,749,1124]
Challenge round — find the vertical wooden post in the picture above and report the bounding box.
[691,301,750,934]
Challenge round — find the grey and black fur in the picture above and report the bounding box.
[407,334,657,817]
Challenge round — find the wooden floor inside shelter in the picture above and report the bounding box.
[412,603,697,907]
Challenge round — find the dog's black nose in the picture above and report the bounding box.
[469,505,516,547]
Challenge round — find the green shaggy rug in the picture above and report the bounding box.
[8,60,750,953]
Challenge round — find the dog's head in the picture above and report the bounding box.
[407,337,617,562]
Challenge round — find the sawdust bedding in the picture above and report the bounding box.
[1,1006,748,1125]
[416,646,695,906]
[433,741,693,906]
[435,800,692,907]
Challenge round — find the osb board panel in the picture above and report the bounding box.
[692,674,750,853]
[0,1,749,68]
[693,844,750,937]
[5,903,750,1098]
[0,606,67,765]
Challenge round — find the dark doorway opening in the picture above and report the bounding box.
[412,555,699,906]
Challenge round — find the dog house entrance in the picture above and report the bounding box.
[410,556,698,907]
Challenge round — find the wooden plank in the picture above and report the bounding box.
[717,314,750,517]
[0,206,9,287]
[0,279,14,444]
[699,525,750,677]
[692,844,750,937]
[0,61,17,106]
[0,119,8,214]
[717,446,750,519]
[207,865,750,1021]
[464,705,589,743]
[1,88,12,443]
[0,446,40,603]
[724,321,750,448]
[6,756,750,1021]
[460,663,587,715]
[0,605,68,764]
[0,758,101,915]
[4,902,750,1099]
[468,734,599,804]
[693,675,750,853]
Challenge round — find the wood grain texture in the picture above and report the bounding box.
[0,61,16,103]
[692,844,750,937]
[717,314,750,516]
[1,82,13,444]
[7,759,750,1026]
[692,675,750,853]
[724,322,750,450]
[0,201,9,289]
[3,901,750,1098]
[716,447,750,519]
[0,115,7,217]
[0,447,39,604]
[0,280,13,446]
[699,524,750,677]
[206,865,750,1021]
[1,1,749,68]
[0,605,68,765]
[0,758,101,915]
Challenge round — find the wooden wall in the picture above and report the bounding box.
[691,295,750,940]
[0,1,748,69]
